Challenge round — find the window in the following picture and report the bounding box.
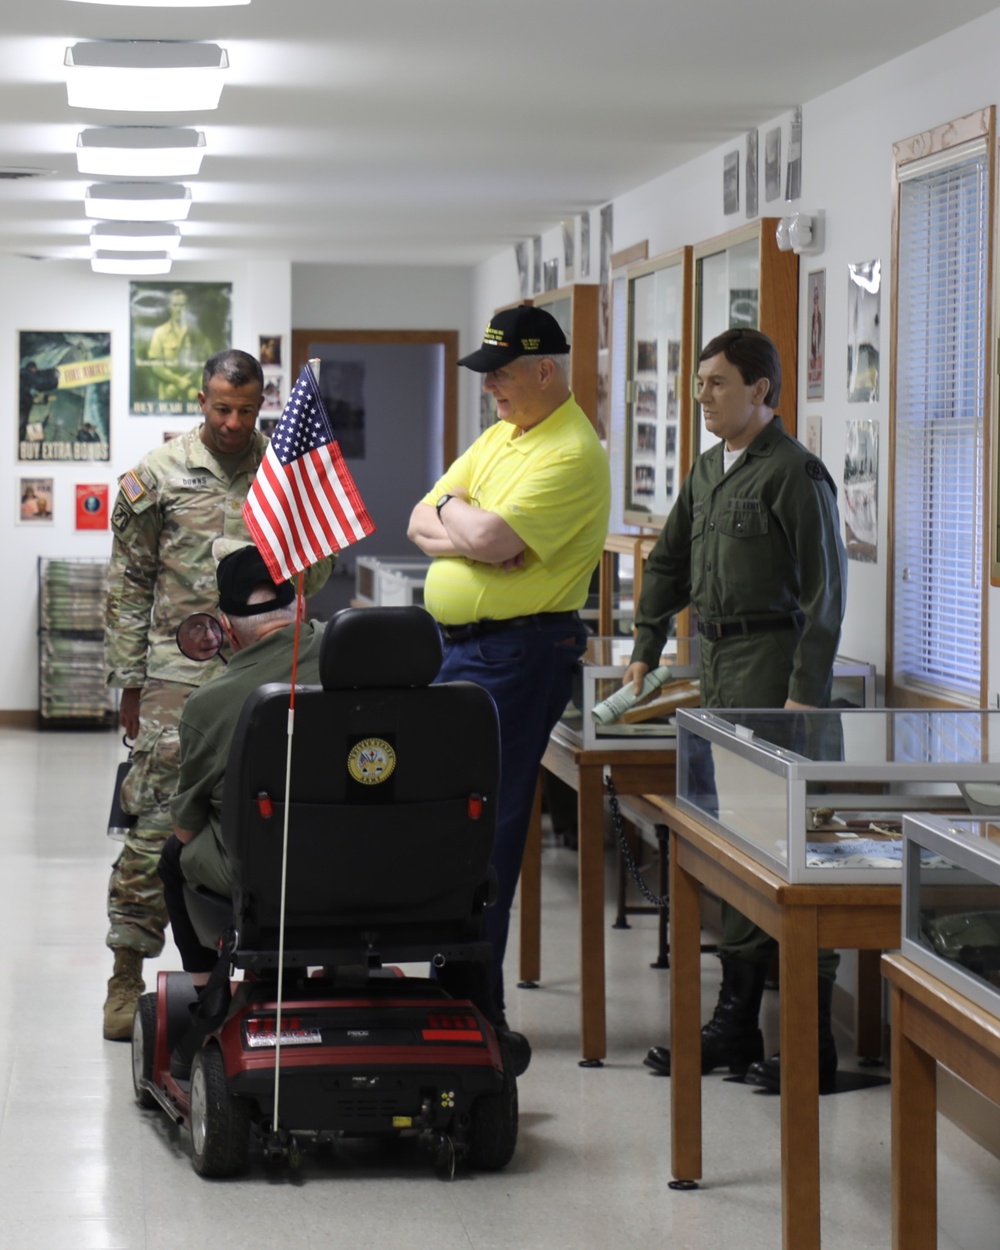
[889,112,994,707]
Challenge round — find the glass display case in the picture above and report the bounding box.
[531,284,600,431]
[692,219,799,454]
[354,556,432,607]
[675,706,1000,884]
[558,634,701,751]
[623,247,692,528]
[901,811,1000,1016]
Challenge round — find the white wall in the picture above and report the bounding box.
[471,5,1000,696]
[1,256,288,712]
[292,262,474,445]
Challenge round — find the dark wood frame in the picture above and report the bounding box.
[292,329,460,469]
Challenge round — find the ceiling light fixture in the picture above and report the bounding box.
[85,183,192,221]
[68,0,247,6]
[77,128,206,178]
[91,250,173,275]
[90,222,182,253]
[65,42,229,113]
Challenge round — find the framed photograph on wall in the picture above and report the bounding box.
[259,335,282,366]
[19,330,111,464]
[75,483,109,531]
[847,260,881,402]
[723,150,740,214]
[807,269,826,400]
[129,281,232,416]
[17,475,54,524]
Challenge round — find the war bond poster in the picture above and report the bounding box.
[19,330,111,463]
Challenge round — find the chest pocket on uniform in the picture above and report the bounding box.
[718,505,768,539]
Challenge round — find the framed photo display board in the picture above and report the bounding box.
[691,219,799,457]
[623,247,693,528]
[529,284,600,433]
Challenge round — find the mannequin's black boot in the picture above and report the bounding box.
[744,976,838,1094]
[644,953,767,1076]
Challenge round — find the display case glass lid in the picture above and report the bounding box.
[679,707,1000,773]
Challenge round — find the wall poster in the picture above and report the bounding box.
[19,331,111,463]
[807,269,826,401]
[129,282,232,416]
[844,417,879,563]
[75,483,109,531]
[17,475,54,524]
[847,260,881,403]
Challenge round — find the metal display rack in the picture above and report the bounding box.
[37,556,117,729]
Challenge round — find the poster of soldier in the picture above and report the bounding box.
[19,331,111,463]
[129,281,232,416]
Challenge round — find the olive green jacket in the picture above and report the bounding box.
[631,416,847,708]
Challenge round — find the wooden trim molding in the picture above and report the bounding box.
[610,241,649,270]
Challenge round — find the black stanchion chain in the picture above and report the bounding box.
[605,773,669,909]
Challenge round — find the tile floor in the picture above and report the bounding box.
[1,725,999,1249]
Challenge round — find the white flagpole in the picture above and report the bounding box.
[269,356,322,1143]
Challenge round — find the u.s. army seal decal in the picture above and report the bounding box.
[347,737,396,785]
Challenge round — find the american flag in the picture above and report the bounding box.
[243,364,374,582]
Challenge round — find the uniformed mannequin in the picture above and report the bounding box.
[625,327,847,1093]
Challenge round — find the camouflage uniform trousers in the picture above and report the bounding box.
[106,678,191,956]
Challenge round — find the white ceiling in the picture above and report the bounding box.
[2,0,999,268]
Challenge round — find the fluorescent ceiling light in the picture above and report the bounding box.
[85,183,192,221]
[92,251,173,275]
[90,221,182,253]
[77,128,206,177]
[65,42,229,113]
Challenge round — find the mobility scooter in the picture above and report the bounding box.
[131,606,517,1177]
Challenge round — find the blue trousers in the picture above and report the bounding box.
[437,615,589,1021]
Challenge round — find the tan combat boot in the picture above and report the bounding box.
[103,948,145,1040]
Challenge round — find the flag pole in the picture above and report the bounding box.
[269,357,321,1142]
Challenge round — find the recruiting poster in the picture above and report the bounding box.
[19,331,111,463]
[75,483,110,531]
[129,282,232,416]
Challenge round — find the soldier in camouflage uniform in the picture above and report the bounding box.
[103,348,331,1039]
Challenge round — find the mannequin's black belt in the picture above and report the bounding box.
[697,611,804,642]
[440,611,580,643]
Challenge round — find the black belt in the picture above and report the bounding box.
[697,612,804,642]
[440,611,580,643]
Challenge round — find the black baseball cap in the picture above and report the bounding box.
[457,304,570,372]
[216,544,296,616]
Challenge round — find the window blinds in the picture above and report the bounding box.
[893,143,988,703]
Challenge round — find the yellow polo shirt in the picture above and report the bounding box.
[422,395,611,626]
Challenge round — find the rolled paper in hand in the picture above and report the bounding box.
[591,665,673,725]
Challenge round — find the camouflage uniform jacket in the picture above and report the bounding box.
[105,426,331,690]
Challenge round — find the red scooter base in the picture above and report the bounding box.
[132,970,518,1178]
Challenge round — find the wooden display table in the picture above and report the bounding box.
[518,723,675,1064]
[882,952,1000,1250]
[652,795,901,1250]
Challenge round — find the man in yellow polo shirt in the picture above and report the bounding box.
[408,304,611,1068]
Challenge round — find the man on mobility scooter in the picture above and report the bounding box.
[133,543,521,1176]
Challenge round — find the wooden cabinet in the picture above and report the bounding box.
[692,218,799,449]
[531,284,600,429]
[622,247,693,528]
